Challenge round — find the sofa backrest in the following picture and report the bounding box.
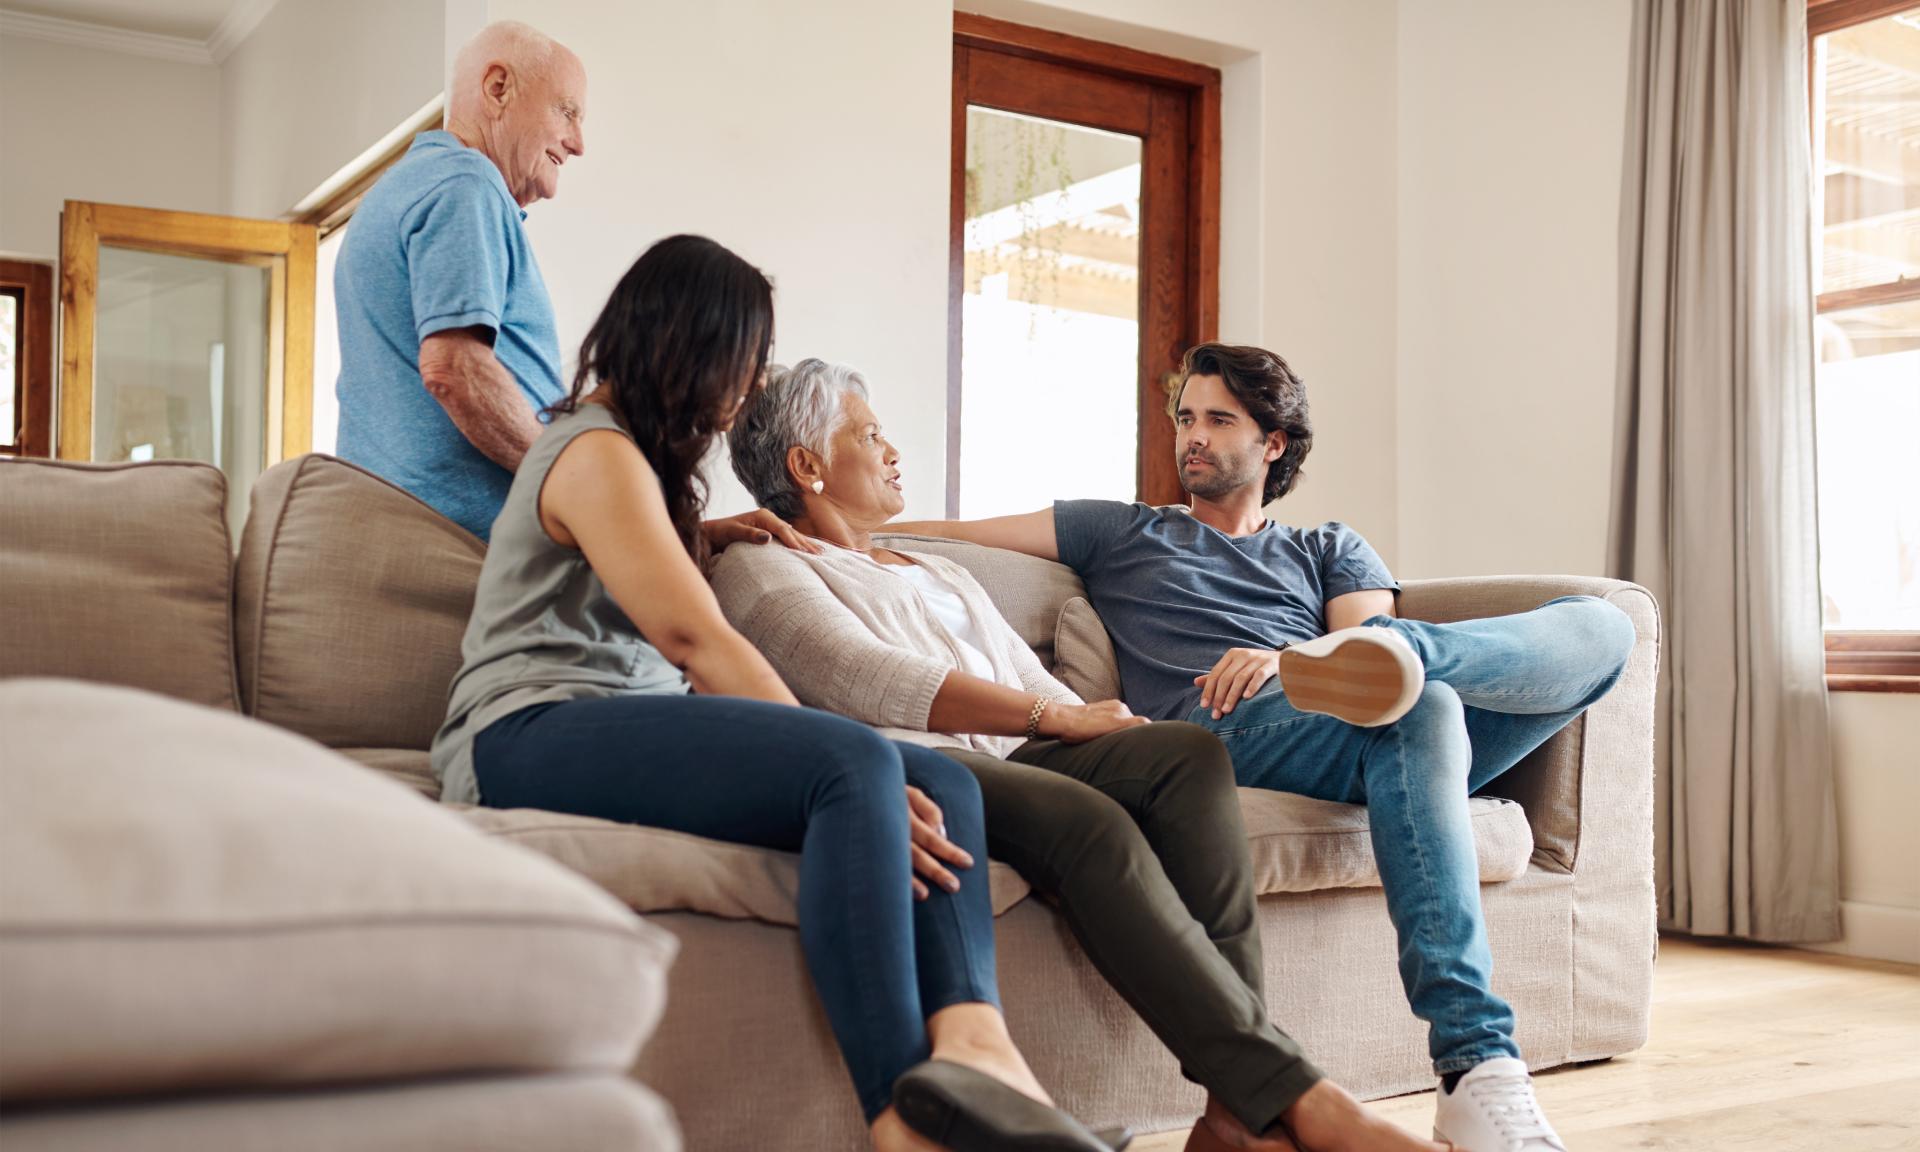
[235,455,483,750]
[0,459,240,712]
[872,532,1088,667]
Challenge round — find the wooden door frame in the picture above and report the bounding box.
[0,258,55,457]
[57,200,317,463]
[949,13,1221,515]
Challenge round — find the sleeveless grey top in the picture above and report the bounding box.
[431,401,689,804]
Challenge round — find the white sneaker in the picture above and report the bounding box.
[1276,626,1424,727]
[1432,1058,1566,1152]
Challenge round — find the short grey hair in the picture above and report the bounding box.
[729,358,870,521]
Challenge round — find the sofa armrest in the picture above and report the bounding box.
[1396,575,1661,874]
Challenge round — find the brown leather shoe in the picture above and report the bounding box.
[1181,1113,1301,1152]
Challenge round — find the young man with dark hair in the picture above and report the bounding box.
[893,342,1638,1152]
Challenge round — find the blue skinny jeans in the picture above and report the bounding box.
[473,694,998,1121]
[1191,595,1636,1074]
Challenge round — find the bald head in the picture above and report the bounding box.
[447,21,586,207]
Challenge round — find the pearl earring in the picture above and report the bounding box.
[810,480,825,494]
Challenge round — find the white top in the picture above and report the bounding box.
[885,560,999,685]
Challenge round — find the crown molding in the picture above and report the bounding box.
[207,0,279,63]
[0,1,285,67]
[0,7,210,64]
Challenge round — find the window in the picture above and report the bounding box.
[0,259,53,457]
[1810,0,1920,688]
[949,15,1220,517]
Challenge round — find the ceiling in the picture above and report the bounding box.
[1,0,244,42]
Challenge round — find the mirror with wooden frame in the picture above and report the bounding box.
[58,201,315,530]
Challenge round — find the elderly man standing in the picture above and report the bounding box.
[333,21,585,540]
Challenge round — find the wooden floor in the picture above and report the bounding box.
[1134,938,1920,1151]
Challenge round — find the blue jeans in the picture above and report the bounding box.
[472,694,998,1121]
[1190,595,1636,1073]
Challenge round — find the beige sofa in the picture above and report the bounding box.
[0,454,1661,1149]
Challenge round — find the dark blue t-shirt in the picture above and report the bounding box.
[334,131,564,540]
[1054,500,1399,721]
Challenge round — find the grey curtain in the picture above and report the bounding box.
[1609,0,1840,942]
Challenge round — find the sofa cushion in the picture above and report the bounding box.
[876,533,1086,667]
[1052,597,1123,703]
[338,747,439,799]
[235,454,483,750]
[0,679,675,1104]
[459,807,1034,925]
[1241,789,1532,893]
[0,460,238,712]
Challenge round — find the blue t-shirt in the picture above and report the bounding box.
[334,130,564,540]
[1053,500,1400,721]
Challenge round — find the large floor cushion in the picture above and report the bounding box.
[0,680,676,1104]
[235,454,483,750]
[0,460,239,711]
[0,1072,677,1152]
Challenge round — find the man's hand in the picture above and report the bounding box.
[702,509,822,554]
[1195,647,1281,718]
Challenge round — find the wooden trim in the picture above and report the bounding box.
[1826,674,1920,693]
[1826,631,1920,687]
[954,11,1220,89]
[1816,278,1920,314]
[56,199,315,464]
[85,202,301,260]
[0,259,54,457]
[57,202,98,461]
[1189,79,1222,346]
[1809,0,1919,37]
[282,222,317,457]
[947,43,970,520]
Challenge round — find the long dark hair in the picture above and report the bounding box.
[551,235,773,568]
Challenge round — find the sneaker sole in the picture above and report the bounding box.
[1277,632,1421,727]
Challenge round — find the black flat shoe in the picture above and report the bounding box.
[892,1060,1116,1152]
[1094,1125,1135,1150]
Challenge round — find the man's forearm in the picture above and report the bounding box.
[420,331,544,472]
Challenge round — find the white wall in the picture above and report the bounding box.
[0,36,223,260]
[221,0,443,219]
[1815,693,1920,965]
[472,0,955,518]
[473,0,1405,545]
[1394,0,1634,580]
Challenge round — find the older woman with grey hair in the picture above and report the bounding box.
[712,360,1447,1152]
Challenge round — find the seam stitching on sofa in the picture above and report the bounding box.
[245,455,310,717]
[0,911,651,943]
[208,463,244,714]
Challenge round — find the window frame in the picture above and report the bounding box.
[0,259,55,457]
[948,13,1221,516]
[1808,0,1920,690]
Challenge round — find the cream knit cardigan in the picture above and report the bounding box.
[709,538,1083,758]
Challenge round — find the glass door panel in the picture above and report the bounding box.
[93,248,273,520]
[960,108,1142,519]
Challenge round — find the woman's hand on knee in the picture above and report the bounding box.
[1038,700,1149,743]
[906,785,975,899]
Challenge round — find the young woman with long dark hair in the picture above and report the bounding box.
[429,235,1116,1152]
